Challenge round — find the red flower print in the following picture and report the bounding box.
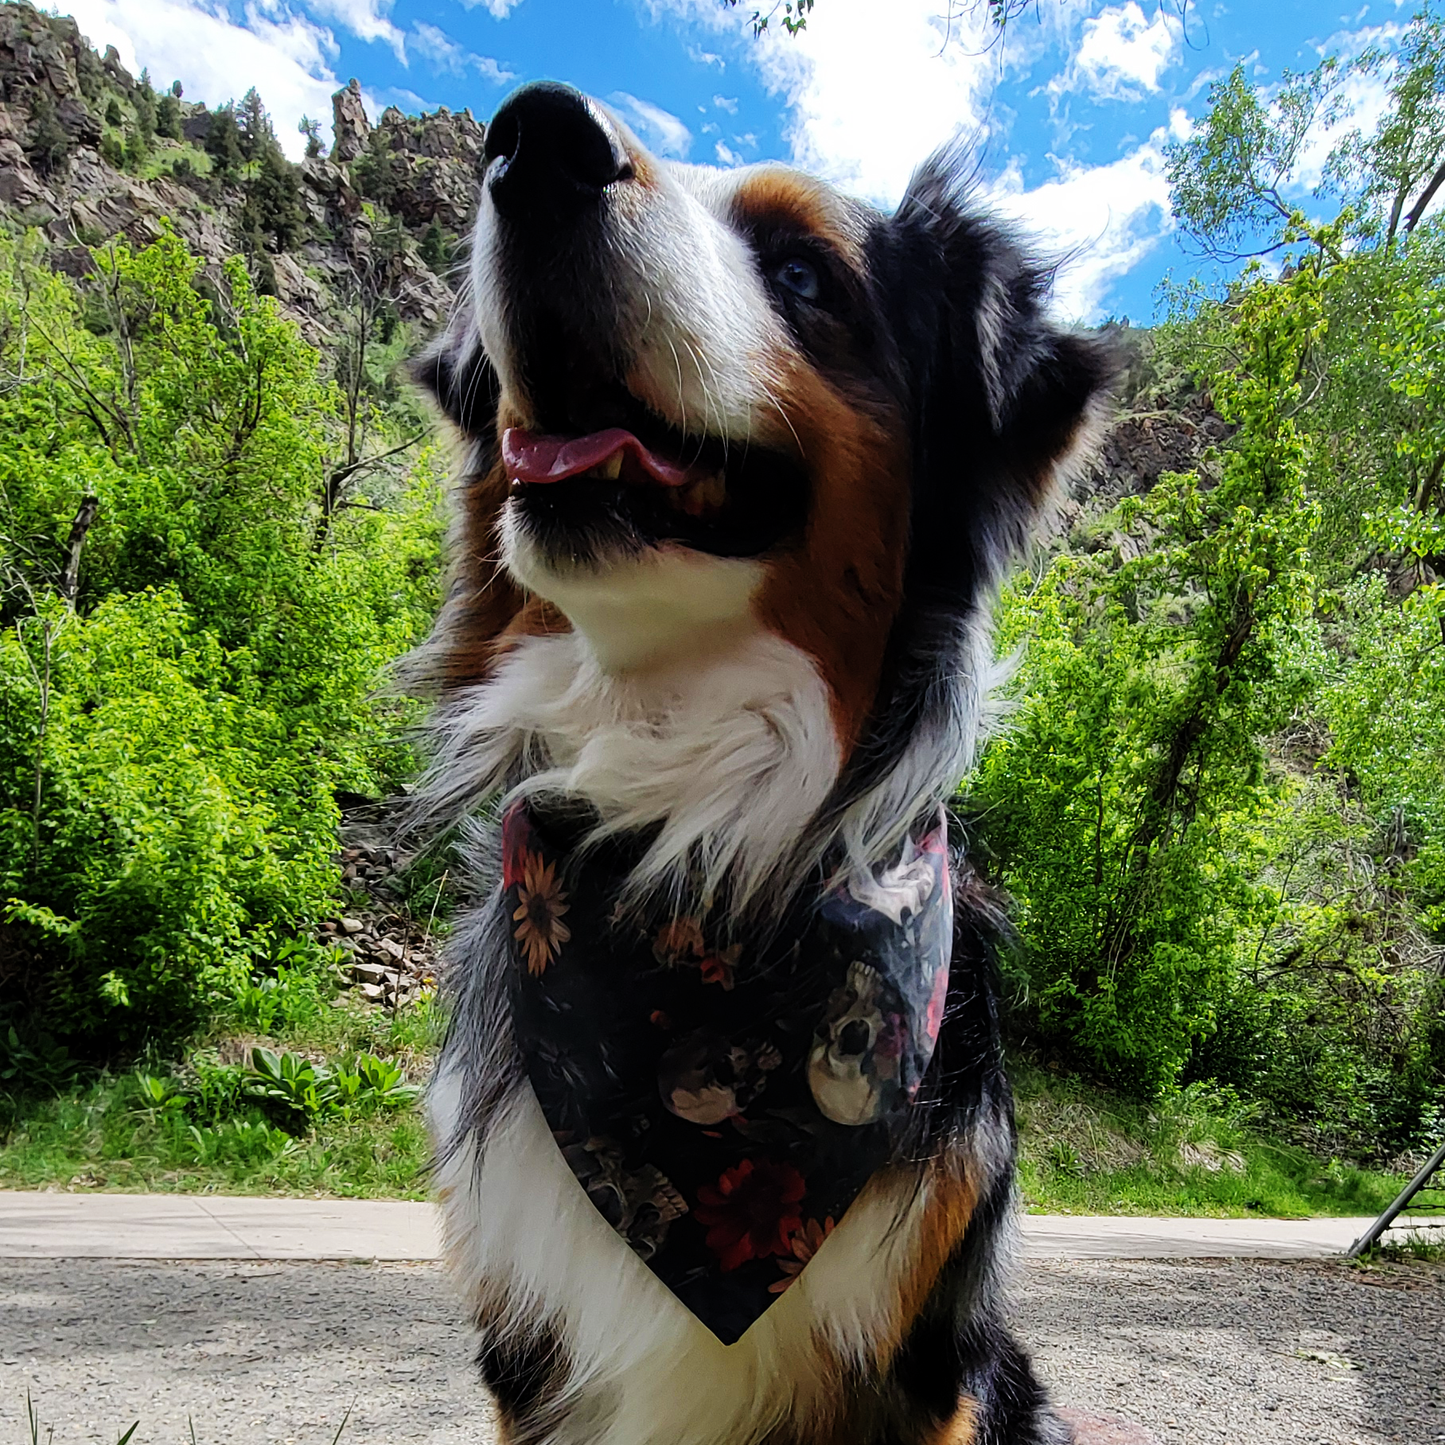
[501,803,535,890]
[699,946,740,990]
[768,1215,836,1293]
[693,1159,806,1272]
[653,917,706,966]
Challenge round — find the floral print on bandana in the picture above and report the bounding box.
[503,800,953,1345]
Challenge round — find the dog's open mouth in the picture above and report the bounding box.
[504,428,728,517]
[502,396,809,566]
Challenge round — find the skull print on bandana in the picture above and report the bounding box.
[502,800,953,1345]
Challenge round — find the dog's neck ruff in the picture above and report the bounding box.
[500,799,953,1345]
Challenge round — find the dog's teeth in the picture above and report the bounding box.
[675,471,726,517]
[597,453,623,481]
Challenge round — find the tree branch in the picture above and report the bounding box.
[1403,155,1445,234]
[57,495,99,605]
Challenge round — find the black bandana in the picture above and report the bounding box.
[502,800,952,1345]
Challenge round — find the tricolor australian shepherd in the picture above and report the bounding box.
[411,81,1112,1445]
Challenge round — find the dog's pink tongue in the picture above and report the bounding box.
[502,427,693,487]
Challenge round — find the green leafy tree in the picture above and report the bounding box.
[974,249,1326,1092]
[0,229,442,1051]
[1336,6,1445,242]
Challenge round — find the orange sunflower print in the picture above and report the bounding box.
[513,852,571,976]
[768,1216,836,1293]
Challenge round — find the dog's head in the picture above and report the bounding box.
[416,81,1112,862]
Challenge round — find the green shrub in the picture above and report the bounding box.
[0,229,442,1057]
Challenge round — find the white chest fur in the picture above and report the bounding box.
[430,1071,931,1445]
[420,621,842,909]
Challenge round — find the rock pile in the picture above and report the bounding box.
[319,834,442,1011]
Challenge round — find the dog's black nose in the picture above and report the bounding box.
[485,82,631,225]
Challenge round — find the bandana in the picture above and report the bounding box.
[501,801,952,1345]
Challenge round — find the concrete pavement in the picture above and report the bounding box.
[3,1191,1439,1260]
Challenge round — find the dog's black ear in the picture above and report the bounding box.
[882,147,1118,603]
[411,299,502,439]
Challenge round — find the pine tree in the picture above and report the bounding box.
[419,221,450,272]
[205,105,244,184]
[155,93,182,141]
[238,88,274,164]
[241,145,307,252]
[298,116,323,160]
[26,91,70,177]
[134,71,157,145]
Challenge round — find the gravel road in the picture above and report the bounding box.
[2,1257,1440,1445]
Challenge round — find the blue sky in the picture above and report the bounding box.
[56,0,1422,321]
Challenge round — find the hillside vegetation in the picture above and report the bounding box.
[0,1,1440,1203]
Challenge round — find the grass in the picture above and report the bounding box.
[0,991,441,1200]
[1364,1229,1445,1263]
[1013,1060,1414,1218]
[21,1394,354,1445]
[0,965,1418,1216]
[26,1392,137,1445]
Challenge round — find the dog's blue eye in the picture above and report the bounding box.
[773,257,820,301]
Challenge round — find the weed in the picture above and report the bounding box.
[26,1391,137,1444]
[1367,1229,1445,1263]
[1,1023,76,1093]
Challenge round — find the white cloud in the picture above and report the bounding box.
[737,0,1005,205]
[457,0,524,16]
[994,130,1174,321]
[1061,2,1182,101]
[409,20,464,72]
[608,91,692,158]
[715,139,743,165]
[378,84,441,113]
[243,2,338,75]
[409,19,514,85]
[61,0,339,159]
[307,0,405,61]
[712,93,738,112]
[474,54,515,85]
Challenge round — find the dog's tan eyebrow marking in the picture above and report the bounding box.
[730,168,868,271]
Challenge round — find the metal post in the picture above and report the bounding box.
[1347,1136,1445,1257]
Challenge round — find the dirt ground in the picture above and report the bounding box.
[2,1257,1441,1445]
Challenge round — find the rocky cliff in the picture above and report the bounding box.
[0,0,482,335]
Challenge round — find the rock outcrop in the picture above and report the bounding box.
[330,77,369,163]
[0,2,478,334]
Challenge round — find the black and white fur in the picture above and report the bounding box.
[410,80,1113,1445]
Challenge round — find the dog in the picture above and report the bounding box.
[410,80,1112,1445]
